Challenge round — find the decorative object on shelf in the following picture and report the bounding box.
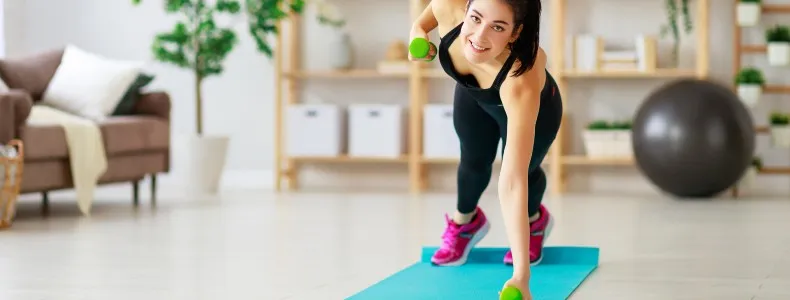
[377,40,410,74]
[735,67,765,107]
[660,0,693,66]
[0,140,23,229]
[315,0,352,70]
[571,35,602,72]
[581,120,633,158]
[737,0,762,27]
[737,156,762,194]
[766,24,790,66]
[572,35,657,73]
[635,35,658,72]
[769,112,790,147]
[328,31,354,70]
[633,79,755,198]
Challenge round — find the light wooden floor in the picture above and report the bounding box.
[2,186,790,300]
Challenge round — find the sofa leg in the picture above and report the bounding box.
[132,180,140,206]
[41,191,49,214]
[150,174,157,205]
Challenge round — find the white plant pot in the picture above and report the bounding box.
[771,125,790,148]
[767,42,790,66]
[737,84,762,107]
[183,135,230,194]
[737,166,758,193]
[737,3,761,27]
[582,129,633,157]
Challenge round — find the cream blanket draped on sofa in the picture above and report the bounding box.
[26,105,107,215]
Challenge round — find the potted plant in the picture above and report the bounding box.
[737,0,762,27]
[131,0,305,193]
[735,67,765,107]
[610,120,634,157]
[660,0,693,67]
[770,112,790,147]
[766,24,790,66]
[314,0,351,70]
[738,156,762,193]
[582,120,633,158]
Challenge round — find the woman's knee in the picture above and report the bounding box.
[459,152,496,174]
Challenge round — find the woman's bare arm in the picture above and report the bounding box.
[411,2,439,38]
[497,51,547,283]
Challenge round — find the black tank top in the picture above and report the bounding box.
[438,22,555,105]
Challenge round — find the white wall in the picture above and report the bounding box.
[4,0,790,195]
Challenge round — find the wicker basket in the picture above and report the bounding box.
[0,140,24,229]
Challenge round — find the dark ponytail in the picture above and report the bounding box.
[467,0,541,77]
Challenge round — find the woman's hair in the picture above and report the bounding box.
[467,0,541,77]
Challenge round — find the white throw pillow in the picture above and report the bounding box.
[41,44,143,121]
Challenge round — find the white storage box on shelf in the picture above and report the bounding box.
[286,104,345,157]
[348,104,405,158]
[582,129,633,158]
[423,104,461,159]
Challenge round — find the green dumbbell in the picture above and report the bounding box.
[499,286,523,300]
[409,37,436,61]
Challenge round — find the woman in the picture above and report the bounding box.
[409,0,562,296]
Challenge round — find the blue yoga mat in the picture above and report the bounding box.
[347,246,599,300]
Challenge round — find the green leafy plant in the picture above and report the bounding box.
[735,67,766,85]
[586,120,633,130]
[660,0,693,63]
[586,120,610,130]
[610,120,632,130]
[766,24,790,43]
[751,156,763,170]
[314,0,345,28]
[131,0,306,135]
[770,112,789,125]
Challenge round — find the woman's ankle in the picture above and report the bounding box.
[453,210,477,225]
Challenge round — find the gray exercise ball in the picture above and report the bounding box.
[632,79,755,198]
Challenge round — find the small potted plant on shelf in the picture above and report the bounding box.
[766,24,790,66]
[582,120,633,158]
[737,0,762,27]
[735,67,765,107]
[770,112,790,147]
[738,156,762,194]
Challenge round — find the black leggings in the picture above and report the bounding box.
[453,83,563,217]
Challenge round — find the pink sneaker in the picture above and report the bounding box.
[431,207,491,266]
[503,205,554,265]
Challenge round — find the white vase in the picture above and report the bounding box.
[737,84,762,107]
[738,166,758,194]
[771,125,790,148]
[737,3,761,27]
[183,135,230,194]
[328,29,353,70]
[767,42,790,66]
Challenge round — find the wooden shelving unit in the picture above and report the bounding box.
[272,0,711,194]
[546,0,710,195]
[733,3,790,184]
[273,0,447,192]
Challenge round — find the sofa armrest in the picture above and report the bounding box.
[0,90,33,144]
[132,91,171,120]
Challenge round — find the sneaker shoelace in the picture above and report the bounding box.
[440,224,462,251]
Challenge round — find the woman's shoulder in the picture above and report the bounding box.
[501,48,548,93]
[430,0,468,23]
